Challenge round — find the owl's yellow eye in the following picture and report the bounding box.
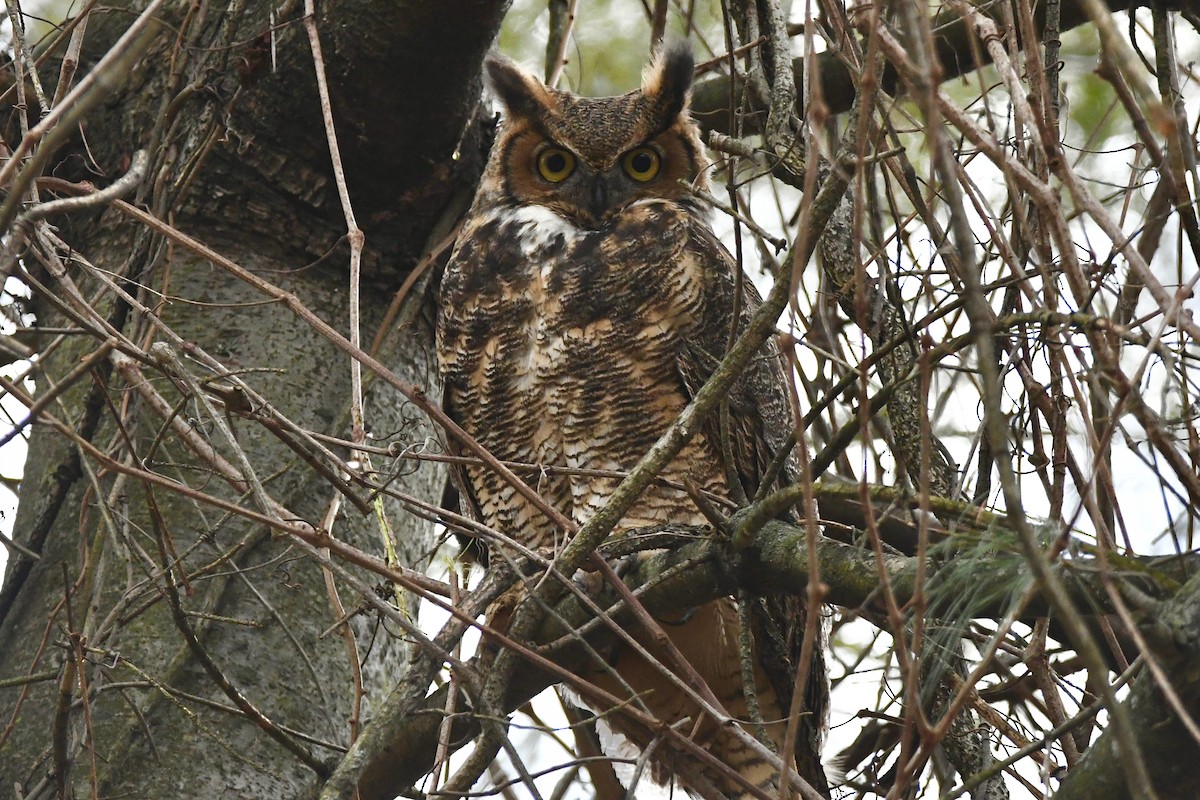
[537,148,576,182]
[622,147,661,182]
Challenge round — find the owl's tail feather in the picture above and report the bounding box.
[580,598,830,799]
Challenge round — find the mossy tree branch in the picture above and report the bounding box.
[689,0,1183,128]
[350,504,1197,800]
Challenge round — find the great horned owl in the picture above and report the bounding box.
[438,41,828,799]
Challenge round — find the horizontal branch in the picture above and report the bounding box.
[340,501,1198,799]
[1052,569,1200,800]
[690,0,1163,128]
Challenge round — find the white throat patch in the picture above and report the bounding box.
[504,205,579,253]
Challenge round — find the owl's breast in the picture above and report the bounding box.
[438,200,727,536]
[441,200,717,404]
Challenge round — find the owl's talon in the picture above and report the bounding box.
[572,568,604,596]
[611,552,640,580]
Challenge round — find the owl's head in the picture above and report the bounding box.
[481,41,709,228]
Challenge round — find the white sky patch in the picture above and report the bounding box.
[0,274,34,581]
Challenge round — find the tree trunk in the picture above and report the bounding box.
[0,2,507,797]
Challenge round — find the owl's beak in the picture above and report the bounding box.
[588,177,609,221]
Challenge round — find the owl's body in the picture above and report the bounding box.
[438,43,828,799]
[442,199,764,544]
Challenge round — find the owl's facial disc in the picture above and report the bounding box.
[527,136,685,226]
[485,46,710,228]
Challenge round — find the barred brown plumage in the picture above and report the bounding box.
[437,40,829,799]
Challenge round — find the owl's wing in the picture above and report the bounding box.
[676,217,831,796]
[438,441,492,565]
[436,213,521,567]
[437,314,494,565]
[674,218,798,501]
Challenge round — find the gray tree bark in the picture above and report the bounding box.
[0,2,507,797]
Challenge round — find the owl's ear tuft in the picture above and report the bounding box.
[485,53,555,118]
[642,39,694,120]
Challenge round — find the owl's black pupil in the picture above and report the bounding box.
[545,153,567,173]
[631,152,653,173]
